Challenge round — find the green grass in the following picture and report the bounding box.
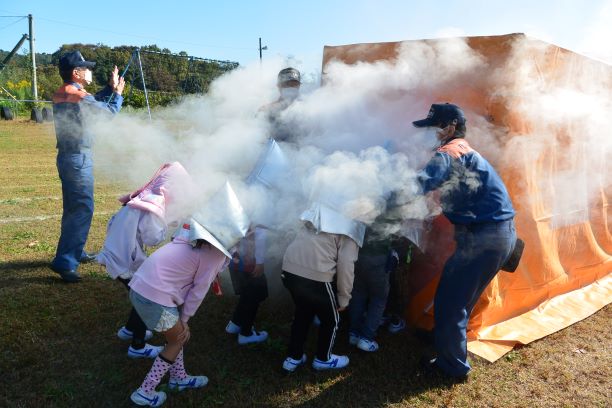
[0,119,610,407]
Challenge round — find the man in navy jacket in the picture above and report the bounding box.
[414,103,516,380]
[50,50,125,282]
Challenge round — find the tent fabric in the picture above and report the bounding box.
[322,33,612,362]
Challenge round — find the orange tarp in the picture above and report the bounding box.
[322,33,612,361]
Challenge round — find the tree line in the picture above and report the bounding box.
[0,44,239,113]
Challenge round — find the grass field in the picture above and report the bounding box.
[0,119,610,408]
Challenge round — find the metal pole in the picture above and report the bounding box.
[135,49,152,121]
[0,34,28,70]
[28,14,38,100]
[258,38,267,64]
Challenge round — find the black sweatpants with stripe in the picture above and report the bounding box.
[281,271,339,361]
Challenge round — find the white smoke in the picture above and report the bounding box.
[88,31,611,259]
[500,35,612,229]
[87,38,491,255]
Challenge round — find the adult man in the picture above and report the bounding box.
[50,50,125,283]
[413,103,516,380]
[260,67,301,142]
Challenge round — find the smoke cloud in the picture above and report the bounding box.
[89,32,611,258]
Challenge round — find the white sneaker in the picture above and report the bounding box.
[127,344,164,359]
[349,332,360,346]
[130,389,166,407]
[168,375,208,391]
[238,330,268,345]
[312,354,349,371]
[117,326,153,341]
[357,338,379,352]
[282,354,307,372]
[225,320,241,334]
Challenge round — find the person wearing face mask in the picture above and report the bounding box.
[259,67,301,142]
[412,103,516,381]
[50,50,125,283]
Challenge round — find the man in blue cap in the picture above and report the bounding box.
[50,50,125,282]
[413,103,516,380]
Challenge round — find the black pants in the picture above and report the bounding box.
[385,265,402,317]
[231,272,268,336]
[281,271,339,361]
[118,277,147,348]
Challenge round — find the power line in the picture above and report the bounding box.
[0,16,25,32]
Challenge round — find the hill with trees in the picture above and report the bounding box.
[0,44,239,112]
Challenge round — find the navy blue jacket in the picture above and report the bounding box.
[417,138,515,225]
[52,82,123,152]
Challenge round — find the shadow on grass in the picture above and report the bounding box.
[0,260,63,289]
[285,350,462,408]
[0,259,51,271]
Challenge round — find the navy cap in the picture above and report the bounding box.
[413,103,466,128]
[58,50,96,71]
[277,67,301,85]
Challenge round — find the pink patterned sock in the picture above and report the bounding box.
[169,348,188,381]
[140,355,173,394]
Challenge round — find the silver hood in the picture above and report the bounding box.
[187,181,250,257]
[300,202,366,247]
[246,138,289,189]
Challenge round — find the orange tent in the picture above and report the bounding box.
[322,33,612,361]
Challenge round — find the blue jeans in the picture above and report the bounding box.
[51,151,94,271]
[349,254,390,340]
[434,219,516,377]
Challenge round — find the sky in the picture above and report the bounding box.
[1,0,611,75]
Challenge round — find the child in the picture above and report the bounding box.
[129,222,230,407]
[97,162,192,359]
[348,226,405,352]
[225,225,269,344]
[280,203,363,372]
[348,227,390,352]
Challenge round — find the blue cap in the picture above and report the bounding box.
[58,50,96,71]
[413,103,466,128]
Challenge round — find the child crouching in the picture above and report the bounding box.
[98,162,193,359]
[128,223,230,407]
[280,203,363,372]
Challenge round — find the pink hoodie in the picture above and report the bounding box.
[119,162,192,223]
[129,237,228,323]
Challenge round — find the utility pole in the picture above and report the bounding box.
[28,14,38,100]
[258,37,267,62]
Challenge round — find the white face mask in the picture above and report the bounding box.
[83,70,92,84]
[76,68,93,85]
[280,87,299,101]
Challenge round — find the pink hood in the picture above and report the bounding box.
[119,162,192,223]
